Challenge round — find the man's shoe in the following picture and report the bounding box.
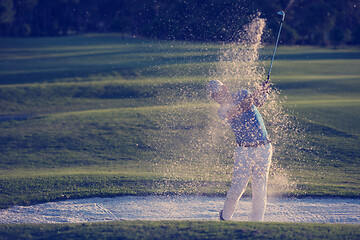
[219,210,225,221]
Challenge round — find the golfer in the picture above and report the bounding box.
[207,79,272,221]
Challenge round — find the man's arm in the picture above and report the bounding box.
[252,81,271,107]
[225,82,270,120]
[224,97,252,120]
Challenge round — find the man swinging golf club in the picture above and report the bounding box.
[207,11,285,221]
[207,79,272,221]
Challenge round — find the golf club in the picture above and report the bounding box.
[266,11,285,82]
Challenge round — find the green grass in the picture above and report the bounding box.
[0,221,359,240]
[0,35,360,211]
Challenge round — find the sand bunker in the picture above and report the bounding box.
[1,196,359,224]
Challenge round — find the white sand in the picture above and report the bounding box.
[1,196,359,224]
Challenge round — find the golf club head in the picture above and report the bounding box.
[277,11,285,21]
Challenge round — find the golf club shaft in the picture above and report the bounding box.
[266,15,285,82]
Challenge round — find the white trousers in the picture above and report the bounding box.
[222,143,272,221]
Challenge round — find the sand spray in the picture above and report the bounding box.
[151,14,306,197]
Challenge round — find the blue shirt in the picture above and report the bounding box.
[218,89,269,147]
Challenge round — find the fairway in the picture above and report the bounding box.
[0,35,360,210]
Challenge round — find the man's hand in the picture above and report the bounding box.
[252,80,271,108]
[261,79,271,94]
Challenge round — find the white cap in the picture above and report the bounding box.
[206,80,223,95]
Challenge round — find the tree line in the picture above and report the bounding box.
[0,0,359,45]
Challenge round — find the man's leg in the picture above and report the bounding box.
[222,146,252,220]
[250,144,272,221]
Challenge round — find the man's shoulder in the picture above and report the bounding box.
[240,89,251,95]
[232,89,250,101]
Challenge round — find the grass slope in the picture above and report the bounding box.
[0,221,359,240]
[0,35,359,209]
